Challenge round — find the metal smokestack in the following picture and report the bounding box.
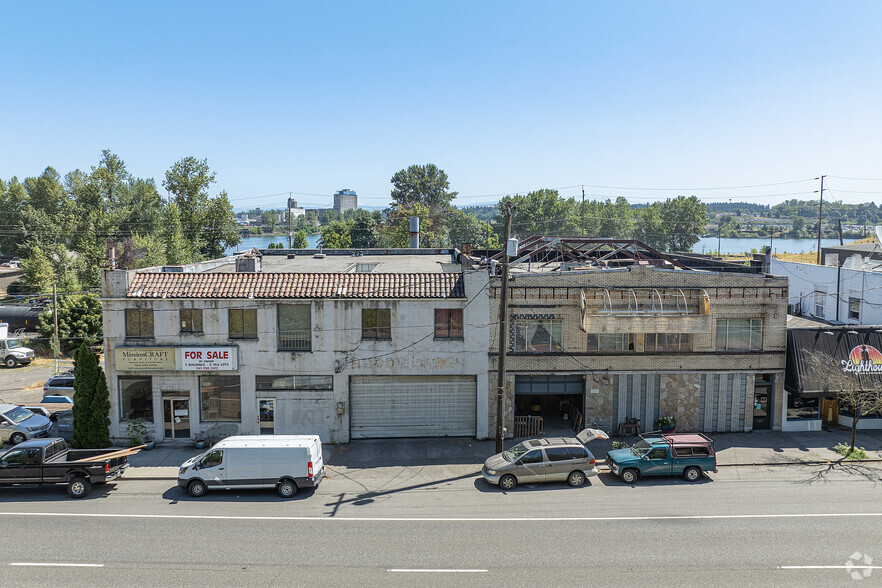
[409,217,420,248]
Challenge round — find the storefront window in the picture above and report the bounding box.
[200,376,241,421]
[786,393,820,420]
[120,377,153,421]
[255,375,333,390]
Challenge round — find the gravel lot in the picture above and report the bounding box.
[0,359,74,404]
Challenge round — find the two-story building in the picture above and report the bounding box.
[101,249,490,444]
[481,237,789,438]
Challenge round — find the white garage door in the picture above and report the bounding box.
[274,392,334,442]
[350,376,477,438]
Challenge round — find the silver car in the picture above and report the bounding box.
[0,403,53,445]
[482,428,609,491]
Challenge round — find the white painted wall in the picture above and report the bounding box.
[771,258,882,325]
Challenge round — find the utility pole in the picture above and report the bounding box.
[52,282,59,374]
[816,175,825,264]
[495,201,515,453]
[287,194,293,249]
[581,186,586,237]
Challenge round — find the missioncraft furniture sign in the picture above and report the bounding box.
[115,347,238,372]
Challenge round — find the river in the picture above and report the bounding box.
[227,234,849,256]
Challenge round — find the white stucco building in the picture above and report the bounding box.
[101,250,490,444]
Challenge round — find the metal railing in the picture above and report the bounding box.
[278,329,311,351]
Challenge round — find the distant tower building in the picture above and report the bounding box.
[333,189,358,214]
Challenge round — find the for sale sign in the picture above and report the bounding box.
[179,347,238,371]
[115,346,238,372]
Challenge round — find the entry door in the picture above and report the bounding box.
[753,375,773,430]
[258,398,275,435]
[163,398,191,439]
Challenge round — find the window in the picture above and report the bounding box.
[715,319,763,351]
[362,308,391,340]
[512,319,563,352]
[200,376,241,422]
[229,309,257,339]
[125,309,154,338]
[256,375,333,391]
[434,308,464,339]
[2,449,26,465]
[278,304,311,351]
[26,448,41,465]
[545,447,574,462]
[786,393,820,420]
[200,450,224,468]
[567,446,590,460]
[646,448,668,460]
[519,450,544,464]
[119,377,152,421]
[849,297,861,321]
[814,290,826,318]
[645,333,693,352]
[180,309,203,333]
[587,333,635,352]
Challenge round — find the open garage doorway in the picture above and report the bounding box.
[514,375,585,438]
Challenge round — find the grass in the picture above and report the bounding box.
[834,443,869,460]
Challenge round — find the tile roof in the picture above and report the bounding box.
[126,272,466,299]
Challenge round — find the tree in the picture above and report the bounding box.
[382,204,442,248]
[70,343,112,449]
[503,190,578,238]
[37,294,103,356]
[390,164,457,244]
[203,191,241,258]
[447,208,498,248]
[292,230,309,249]
[163,156,215,243]
[805,350,882,454]
[633,203,666,249]
[162,201,196,264]
[349,209,381,249]
[20,246,55,294]
[320,220,353,248]
[658,195,707,251]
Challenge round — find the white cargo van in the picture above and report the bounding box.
[177,435,324,498]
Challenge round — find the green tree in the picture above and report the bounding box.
[20,246,55,294]
[203,191,241,258]
[292,230,309,248]
[320,220,353,248]
[37,294,103,356]
[132,233,167,268]
[163,156,215,247]
[383,204,442,248]
[447,208,498,248]
[503,189,578,238]
[349,209,381,249]
[633,203,666,249]
[390,164,457,244]
[659,195,707,251]
[162,201,196,264]
[70,343,112,449]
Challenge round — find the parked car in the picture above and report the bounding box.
[42,374,75,396]
[0,403,53,445]
[178,435,325,498]
[56,409,73,435]
[606,432,717,483]
[482,428,609,491]
[0,438,132,498]
[21,406,51,418]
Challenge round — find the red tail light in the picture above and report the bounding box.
[105,463,110,473]
[308,461,313,478]
[589,459,596,465]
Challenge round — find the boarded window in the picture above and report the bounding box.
[125,309,154,338]
[180,309,203,333]
[362,309,391,340]
[229,309,257,339]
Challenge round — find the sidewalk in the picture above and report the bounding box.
[123,427,882,480]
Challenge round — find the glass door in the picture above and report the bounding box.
[753,374,773,430]
[163,398,191,439]
[258,398,275,435]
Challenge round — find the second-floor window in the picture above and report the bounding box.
[229,308,258,339]
[434,309,464,339]
[645,333,693,352]
[512,319,563,352]
[278,304,311,351]
[125,309,154,338]
[180,309,203,334]
[587,333,635,352]
[715,318,762,351]
[849,297,861,321]
[362,309,391,340]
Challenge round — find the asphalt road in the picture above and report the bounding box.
[1,463,881,586]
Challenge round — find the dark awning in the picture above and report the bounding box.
[786,327,882,398]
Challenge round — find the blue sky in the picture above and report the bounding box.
[2,1,882,210]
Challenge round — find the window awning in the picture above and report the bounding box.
[786,327,882,398]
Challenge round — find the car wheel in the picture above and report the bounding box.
[9,432,26,445]
[499,474,517,491]
[277,479,297,498]
[683,466,702,482]
[188,479,208,497]
[567,470,586,487]
[621,468,638,484]
[67,476,91,498]
[4,356,17,368]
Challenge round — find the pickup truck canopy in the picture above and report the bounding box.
[576,428,609,445]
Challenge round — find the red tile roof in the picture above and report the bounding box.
[126,272,466,299]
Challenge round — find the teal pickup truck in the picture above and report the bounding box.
[605,432,717,483]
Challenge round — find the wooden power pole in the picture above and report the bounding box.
[816,175,825,264]
[495,201,515,453]
[287,194,293,249]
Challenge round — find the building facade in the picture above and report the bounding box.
[101,252,489,444]
[482,238,788,438]
[333,189,358,214]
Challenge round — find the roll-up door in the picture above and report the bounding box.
[350,376,477,438]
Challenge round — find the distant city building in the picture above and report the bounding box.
[286,199,305,220]
[333,189,358,214]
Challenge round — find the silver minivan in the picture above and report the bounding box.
[0,403,53,445]
[482,428,609,490]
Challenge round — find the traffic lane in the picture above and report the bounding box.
[0,462,880,518]
[1,512,879,587]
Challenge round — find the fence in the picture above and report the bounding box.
[514,415,543,438]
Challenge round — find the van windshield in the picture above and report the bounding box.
[630,440,653,457]
[5,406,35,424]
[502,442,529,462]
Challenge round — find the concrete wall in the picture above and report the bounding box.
[102,268,489,443]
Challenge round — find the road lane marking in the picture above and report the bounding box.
[388,569,487,573]
[10,563,104,567]
[779,566,882,570]
[1,511,882,522]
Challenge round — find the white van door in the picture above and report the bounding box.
[197,449,226,487]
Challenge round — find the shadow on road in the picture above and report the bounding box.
[162,485,318,503]
[0,482,117,502]
[472,477,598,493]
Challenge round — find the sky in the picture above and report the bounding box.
[2,1,882,211]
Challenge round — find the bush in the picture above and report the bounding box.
[834,443,869,460]
[611,441,629,449]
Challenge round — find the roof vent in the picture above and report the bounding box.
[314,253,326,259]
